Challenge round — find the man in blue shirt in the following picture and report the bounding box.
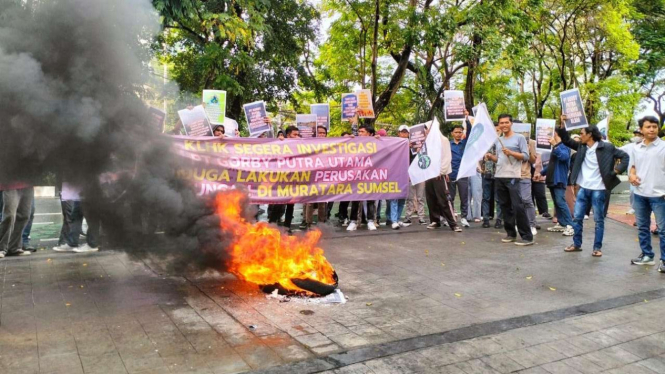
[449,115,473,227]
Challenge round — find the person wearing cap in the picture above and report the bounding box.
[629,116,665,271]
[401,124,428,225]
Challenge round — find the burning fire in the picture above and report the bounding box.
[215,191,336,294]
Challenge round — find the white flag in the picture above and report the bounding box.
[409,118,442,185]
[456,103,498,181]
[596,117,609,141]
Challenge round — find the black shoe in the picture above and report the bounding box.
[482,220,490,228]
[419,219,427,225]
[494,219,503,229]
[386,220,393,227]
[403,219,412,224]
[542,213,552,219]
[23,245,36,252]
[535,224,541,230]
[501,236,516,243]
[515,239,534,246]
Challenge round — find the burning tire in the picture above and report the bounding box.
[261,271,338,297]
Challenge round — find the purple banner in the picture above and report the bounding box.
[171,136,409,204]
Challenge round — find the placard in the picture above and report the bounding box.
[243,101,270,136]
[178,105,213,137]
[296,114,318,138]
[560,88,588,130]
[202,90,226,124]
[444,90,466,121]
[310,104,330,130]
[355,89,375,118]
[148,106,166,133]
[223,117,239,138]
[341,93,358,122]
[535,119,556,152]
[512,123,532,140]
[408,124,427,155]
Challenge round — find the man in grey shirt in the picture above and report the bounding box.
[484,114,533,246]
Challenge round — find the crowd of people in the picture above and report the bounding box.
[0,111,663,274]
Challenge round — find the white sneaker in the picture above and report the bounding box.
[346,221,357,231]
[626,209,635,215]
[562,225,574,236]
[531,227,538,236]
[461,218,470,227]
[53,244,75,252]
[398,221,411,227]
[584,215,589,220]
[392,222,400,230]
[73,244,99,253]
[367,221,377,231]
[547,224,564,232]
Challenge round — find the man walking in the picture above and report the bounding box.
[628,116,665,271]
[558,118,629,256]
[484,114,533,246]
[543,131,574,236]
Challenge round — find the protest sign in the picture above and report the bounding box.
[296,114,318,137]
[148,106,166,133]
[243,101,269,136]
[409,119,440,185]
[171,136,409,204]
[535,119,556,152]
[513,123,532,140]
[202,90,226,124]
[408,124,427,155]
[178,105,213,137]
[341,93,358,122]
[355,89,375,118]
[310,104,330,130]
[223,117,239,138]
[444,90,466,122]
[540,150,552,169]
[596,117,609,141]
[456,103,498,180]
[560,88,588,130]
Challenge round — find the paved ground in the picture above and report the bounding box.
[1,196,663,373]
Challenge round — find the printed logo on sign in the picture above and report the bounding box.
[418,154,431,169]
[210,96,219,104]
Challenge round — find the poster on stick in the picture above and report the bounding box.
[178,105,213,137]
[202,90,226,125]
[148,106,166,133]
[560,88,588,130]
[355,89,375,118]
[444,90,466,122]
[535,119,556,152]
[408,124,427,155]
[341,93,358,122]
[513,123,532,140]
[296,114,318,138]
[243,101,270,136]
[310,104,330,130]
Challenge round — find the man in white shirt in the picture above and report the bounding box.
[628,116,665,272]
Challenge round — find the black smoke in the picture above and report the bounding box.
[0,0,247,272]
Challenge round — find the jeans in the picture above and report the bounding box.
[481,177,502,221]
[549,187,573,227]
[450,177,469,218]
[495,178,532,240]
[572,188,607,250]
[634,194,665,259]
[405,182,426,220]
[519,179,537,227]
[467,173,482,220]
[389,199,406,223]
[22,199,35,247]
[532,182,549,215]
[0,187,35,254]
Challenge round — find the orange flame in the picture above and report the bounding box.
[215,190,336,293]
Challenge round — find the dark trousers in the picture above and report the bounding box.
[532,182,549,215]
[495,178,532,240]
[481,177,501,221]
[0,187,34,254]
[350,201,376,222]
[338,201,350,220]
[449,177,469,217]
[268,204,294,229]
[425,177,457,228]
[58,199,73,245]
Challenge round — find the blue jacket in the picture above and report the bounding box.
[450,119,473,179]
[541,142,570,188]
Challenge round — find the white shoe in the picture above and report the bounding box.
[73,244,99,253]
[461,218,470,227]
[626,209,635,215]
[584,215,589,220]
[53,244,75,252]
[346,221,357,231]
[547,224,564,232]
[392,222,400,230]
[367,221,377,231]
[562,225,574,236]
[531,227,538,236]
[342,218,350,227]
[398,221,411,227]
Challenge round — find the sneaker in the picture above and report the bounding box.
[385,220,393,227]
[73,244,98,253]
[346,221,357,231]
[392,222,400,230]
[7,249,31,256]
[584,215,589,220]
[562,225,574,236]
[367,221,377,231]
[482,220,490,228]
[403,218,412,224]
[342,218,350,227]
[626,208,635,215]
[501,236,516,243]
[398,221,411,227]
[23,245,36,252]
[494,219,503,229]
[461,218,470,227]
[542,212,552,219]
[53,244,75,252]
[0,252,5,258]
[515,239,534,246]
[531,227,538,236]
[535,224,541,230]
[631,253,655,266]
[658,260,665,273]
[419,219,427,225]
[427,222,441,230]
[299,222,308,229]
[547,224,565,232]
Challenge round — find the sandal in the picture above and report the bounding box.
[592,250,603,257]
[564,245,582,252]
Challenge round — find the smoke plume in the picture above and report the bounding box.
[0,0,244,272]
